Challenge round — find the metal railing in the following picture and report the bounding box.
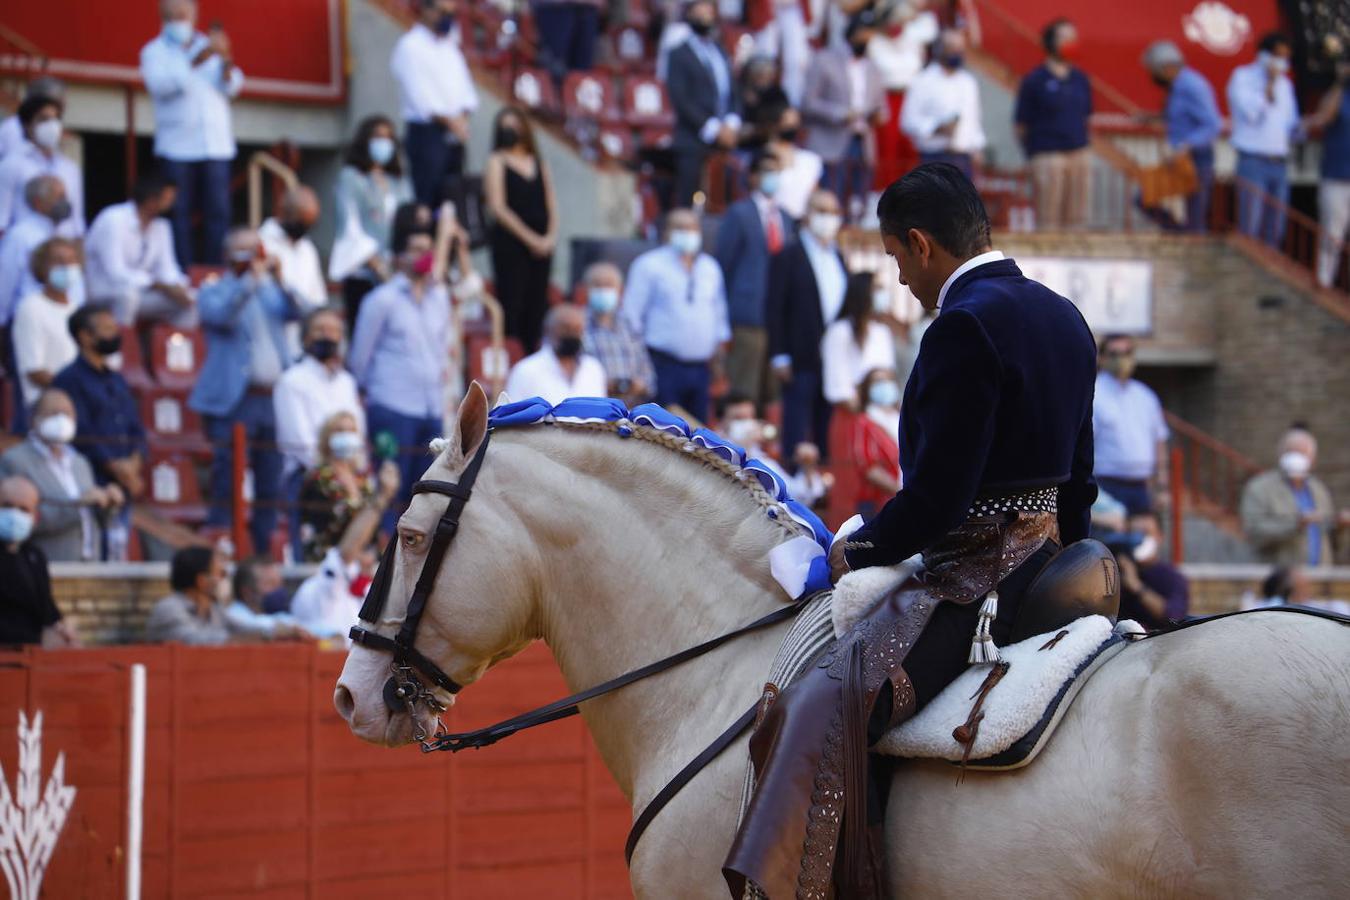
[1165,411,1262,528]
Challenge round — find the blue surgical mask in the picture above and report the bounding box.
[47,264,82,295]
[670,229,701,256]
[329,431,365,461]
[588,287,620,314]
[869,380,901,408]
[368,136,395,166]
[0,508,34,544]
[759,172,781,197]
[164,20,194,45]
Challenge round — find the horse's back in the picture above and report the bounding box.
[886,611,1350,898]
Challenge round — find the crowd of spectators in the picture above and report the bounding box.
[1,0,1349,652]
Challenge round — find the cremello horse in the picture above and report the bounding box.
[336,385,1350,898]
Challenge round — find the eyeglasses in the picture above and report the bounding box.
[1102,349,1133,359]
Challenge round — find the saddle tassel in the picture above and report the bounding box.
[968,592,1001,665]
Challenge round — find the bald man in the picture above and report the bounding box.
[259,185,327,353]
[0,474,77,646]
[506,303,608,405]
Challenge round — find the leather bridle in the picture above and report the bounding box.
[345,425,812,861]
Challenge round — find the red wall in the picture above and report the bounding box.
[0,0,345,102]
[0,643,634,898]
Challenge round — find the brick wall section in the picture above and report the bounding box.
[998,232,1350,507]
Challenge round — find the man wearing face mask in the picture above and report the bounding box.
[391,0,479,207]
[802,13,887,217]
[190,227,302,555]
[901,29,986,179]
[273,307,366,483]
[0,475,77,647]
[666,0,742,208]
[1241,427,1348,567]
[0,94,84,239]
[146,546,233,645]
[580,262,654,406]
[1141,40,1222,234]
[258,185,328,355]
[140,0,243,267]
[1092,333,1167,517]
[622,208,730,422]
[11,238,82,411]
[715,151,794,408]
[349,206,454,515]
[506,303,607,405]
[85,171,195,327]
[1015,19,1093,231]
[0,78,65,167]
[1226,32,1300,247]
[766,189,848,459]
[0,389,120,562]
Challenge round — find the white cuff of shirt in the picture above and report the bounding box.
[771,354,791,370]
[700,117,723,144]
[724,113,742,132]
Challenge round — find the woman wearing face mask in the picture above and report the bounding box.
[297,411,401,563]
[0,388,121,562]
[848,367,902,518]
[0,94,85,236]
[820,271,898,412]
[333,115,413,326]
[485,107,558,353]
[12,237,82,411]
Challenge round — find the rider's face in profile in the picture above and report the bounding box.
[883,231,939,311]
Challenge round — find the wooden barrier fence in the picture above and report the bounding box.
[0,643,634,899]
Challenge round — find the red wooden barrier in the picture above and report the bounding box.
[0,644,635,899]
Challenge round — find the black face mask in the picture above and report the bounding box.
[282,220,309,241]
[778,127,800,143]
[434,12,455,35]
[94,334,123,356]
[850,41,869,58]
[554,336,583,358]
[1151,73,1171,89]
[307,338,340,362]
[47,198,72,224]
[496,127,520,148]
[688,18,715,37]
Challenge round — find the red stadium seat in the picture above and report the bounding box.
[597,127,635,162]
[509,67,560,117]
[602,25,651,74]
[623,76,674,130]
[562,71,622,125]
[185,264,225,288]
[145,451,208,524]
[140,387,211,457]
[116,326,154,390]
[148,324,206,391]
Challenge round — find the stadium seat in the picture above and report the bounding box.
[562,71,622,125]
[509,67,560,117]
[602,25,650,74]
[148,324,206,391]
[139,387,211,457]
[185,264,225,288]
[145,451,208,524]
[596,127,635,162]
[623,76,675,130]
[116,326,154,390]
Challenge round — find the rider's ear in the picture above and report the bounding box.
[456,380,490,459]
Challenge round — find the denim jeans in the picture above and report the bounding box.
[1185,147,1215,234]
[404,121,465,208]
[204,393,283,555]
[366,402,444,533]
[1096,476,1153,518]
[158,157,231,266]
[1235,152,1289,247]
[649,349,712,424]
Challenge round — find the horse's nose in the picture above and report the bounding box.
[334,683,356,722]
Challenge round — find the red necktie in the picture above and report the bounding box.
[766,208,783,254]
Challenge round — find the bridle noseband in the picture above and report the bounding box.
[348,430,493,743]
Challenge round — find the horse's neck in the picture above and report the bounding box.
[503,431,793,806]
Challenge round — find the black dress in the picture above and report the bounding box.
[489,158,553,353]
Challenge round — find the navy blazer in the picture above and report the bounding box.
[667,41,737,152]
[714,197,794,328]
[845,258,1098,569]
[765,238,847,375]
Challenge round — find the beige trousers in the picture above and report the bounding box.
[1031,147,1093,230]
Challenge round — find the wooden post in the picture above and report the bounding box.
[1170,446,1185,564]
[232,422,248,556]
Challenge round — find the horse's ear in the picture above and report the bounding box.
[458,381,490,459]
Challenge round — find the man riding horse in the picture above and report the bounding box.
[725,163,1102,897]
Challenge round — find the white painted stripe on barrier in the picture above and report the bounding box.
[126,664,146,900]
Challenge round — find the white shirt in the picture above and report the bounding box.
[902,63,987,154]
[85,201,188,300]
[0,116,22,163]
[0,209,59,325]
[936,250,1005,309]
[258,218,328,356]
[820,319,896,404]
[867,12,940,91]
[12,290,79,407]
[506,346,608,405]
[290,547,364,642]
[273,355,367,476]
[1226,60,1299,158]
[140,31,243,161]
[0,141,85,237]
[848,58,868,116]
[776,147,822,220]
[390,23,480,124]
[800,230,846,325]
[30,436,96,561]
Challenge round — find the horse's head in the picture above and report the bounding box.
[334,383,538,746]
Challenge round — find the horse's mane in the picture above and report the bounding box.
[432,400,826,547]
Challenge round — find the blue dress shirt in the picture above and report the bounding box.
[1092,372,1169,481]
[189,272,300,418]
[348,274,453,419]
[1165,67,1222,151]
[622,245,731,364]
[1226,60,1299,158]
[139,31,244,161]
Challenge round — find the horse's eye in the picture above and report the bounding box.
[401,532,424,551]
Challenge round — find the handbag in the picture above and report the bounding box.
[1136,152,1199,208]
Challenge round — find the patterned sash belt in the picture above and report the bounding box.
[966,485,1058,519]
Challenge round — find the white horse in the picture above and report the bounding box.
[336,385,1350,898]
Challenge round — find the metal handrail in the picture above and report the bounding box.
[246,151,299,229]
